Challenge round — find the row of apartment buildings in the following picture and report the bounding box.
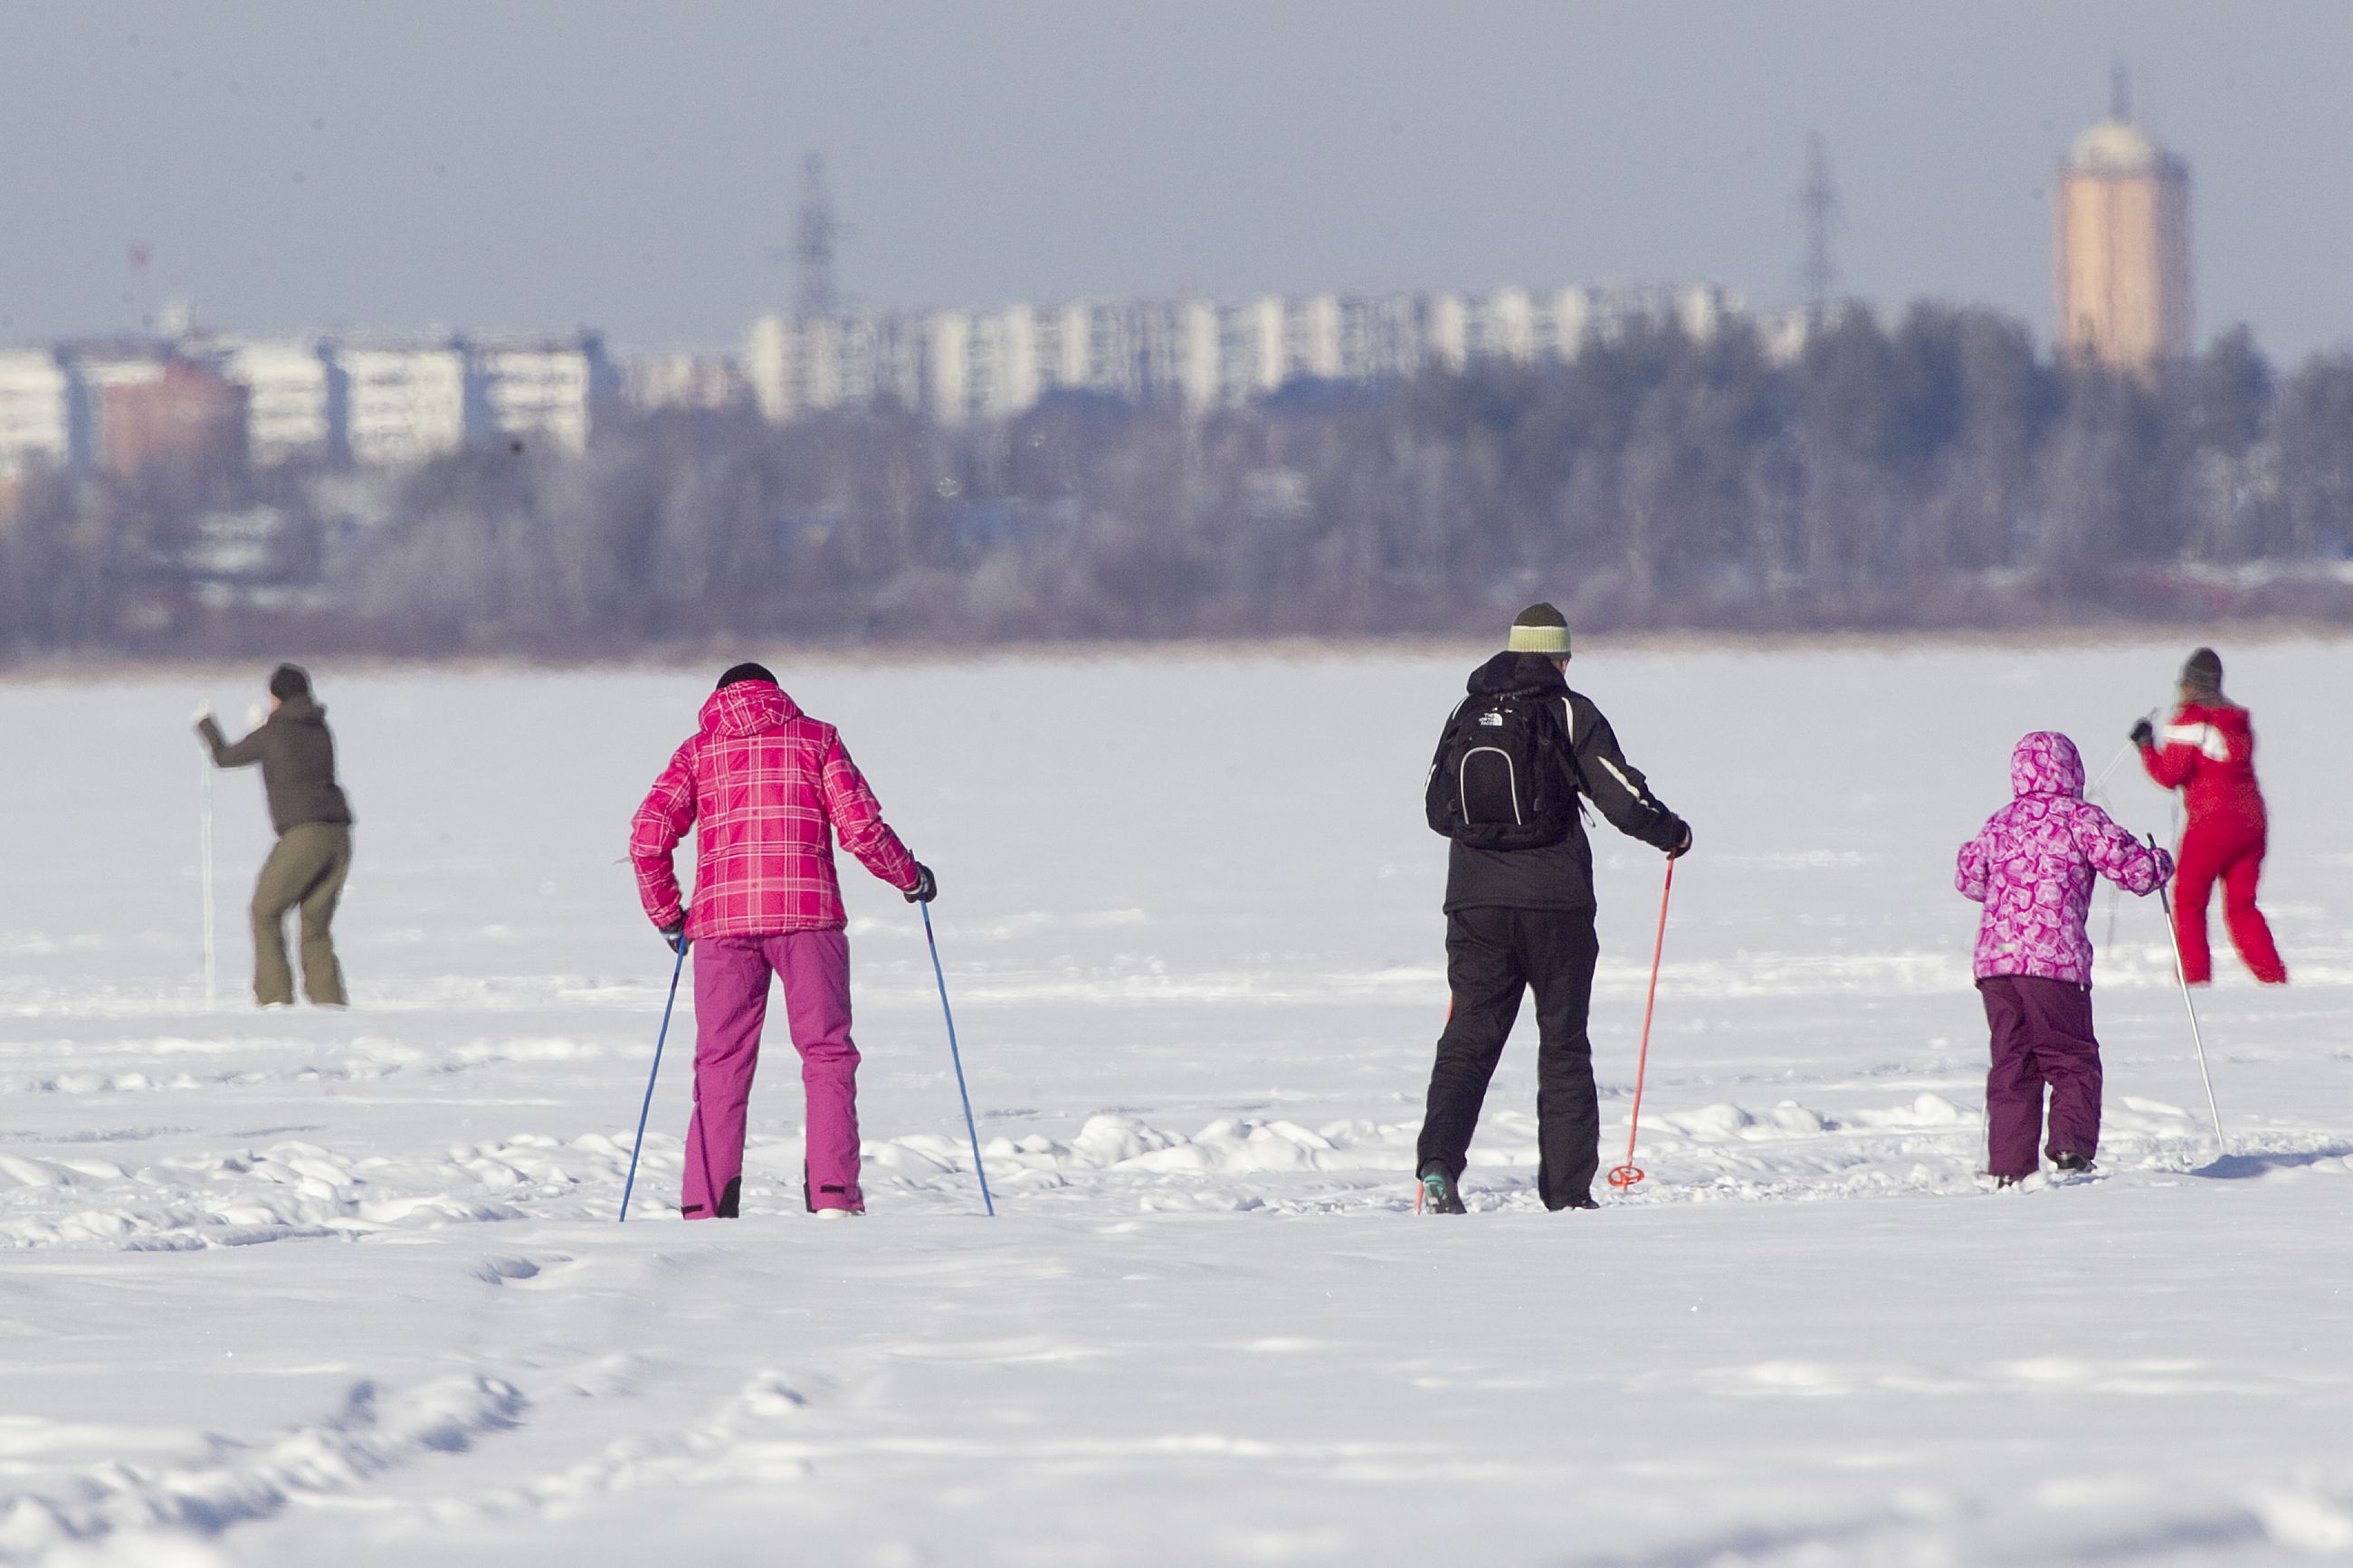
[736,282,1758,426]
[0,332,616,483]
[0,282,1758,486]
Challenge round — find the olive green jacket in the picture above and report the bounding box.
[197,695,356,835]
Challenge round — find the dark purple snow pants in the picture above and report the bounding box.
[1977,974,2102,1179]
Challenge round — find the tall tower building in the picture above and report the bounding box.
[2055,76,2192,373]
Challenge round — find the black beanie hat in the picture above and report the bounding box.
[268,663,310,701]
[716,661,776,691]
[1506,602,1571,659]
[2181,647,2224,698]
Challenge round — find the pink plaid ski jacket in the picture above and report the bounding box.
[1955,731,2172,986]
[631,679,920,939]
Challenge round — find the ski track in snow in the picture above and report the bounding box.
[0,1374,527,1563]
[3,646,2352,1566]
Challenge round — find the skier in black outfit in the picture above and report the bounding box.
[1416,603,1690,1213]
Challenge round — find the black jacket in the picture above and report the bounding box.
[198,695,355,835]
[1430,652,1683,913]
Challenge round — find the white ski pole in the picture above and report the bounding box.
[2083,744,2130,958]
[196,719,216,1010]
[2148,832,2224,1156]
[2086,739,2134,798]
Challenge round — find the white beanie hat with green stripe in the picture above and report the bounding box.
[1505,602,1571,659]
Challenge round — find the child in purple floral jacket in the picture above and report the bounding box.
[1957,732,2174,1184]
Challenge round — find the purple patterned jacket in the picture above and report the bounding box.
[1957,732,2174,986]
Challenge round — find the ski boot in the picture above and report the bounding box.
[1416,1162,1467,1214]
[2051,1152,2094,1174]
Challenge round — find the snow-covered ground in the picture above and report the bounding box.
[3,640,2350,1567]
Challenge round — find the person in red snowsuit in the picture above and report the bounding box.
[2132,647,2287,985]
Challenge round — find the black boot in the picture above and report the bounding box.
[1417,1162,1467,1214]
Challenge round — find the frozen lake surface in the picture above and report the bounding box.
[2,640,2349,1566]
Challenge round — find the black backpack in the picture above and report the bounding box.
[1424,691,1575,850]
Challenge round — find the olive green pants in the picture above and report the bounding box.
[252,822,352,1006]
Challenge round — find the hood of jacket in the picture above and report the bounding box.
[273,694,329,727]
[2010,731,2084,801]
[1466,651,1567,698]
[700,679,801,739]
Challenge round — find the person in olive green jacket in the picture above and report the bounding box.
[195,663,356,1006]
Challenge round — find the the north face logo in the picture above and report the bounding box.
[1478,711,1504,727]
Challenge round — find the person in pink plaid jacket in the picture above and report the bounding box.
[1956,731,2172,1186]
[631,662,933,1218]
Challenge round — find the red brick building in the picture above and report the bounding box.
[101,360,249,480]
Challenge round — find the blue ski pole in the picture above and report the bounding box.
[920,901,996,1215]
[619,937,690,1221]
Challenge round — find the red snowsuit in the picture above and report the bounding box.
[2137,702,2286,984]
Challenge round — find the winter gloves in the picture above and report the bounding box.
[1668,820,1693,860]
[2129,717,2157,748]
[659,920,689,955]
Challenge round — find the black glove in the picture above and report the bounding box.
[1666,820,1692,860]
[2129,717,2156,748]
[902,863,938,904]
[659,919,689,955]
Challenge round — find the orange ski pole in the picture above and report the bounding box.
[1607,856,1676,1191]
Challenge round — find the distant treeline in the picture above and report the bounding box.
[6,302,2353,659]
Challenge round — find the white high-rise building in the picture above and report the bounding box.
[747,311,928,423]
[226,339,346,465]
[0,348,72,482]
[1287,295,1344,382]
[746,314,792,423]
[340,339,473,467]
[1422,292,1470,372]
[625,352,751,412]
[475,333,615,454]
[923,311,971,426]
[1545,288,1594,358]
[1473,287,1538,362]
[1129,299,1196,405]
[969,306,1046,422]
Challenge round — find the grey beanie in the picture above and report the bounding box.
[1506,602,1571,659]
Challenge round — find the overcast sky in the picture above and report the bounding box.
[5,1,2350,359]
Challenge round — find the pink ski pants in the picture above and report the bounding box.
[682,928,862,1217]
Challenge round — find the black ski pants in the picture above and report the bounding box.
[1416,906,1601,1210]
